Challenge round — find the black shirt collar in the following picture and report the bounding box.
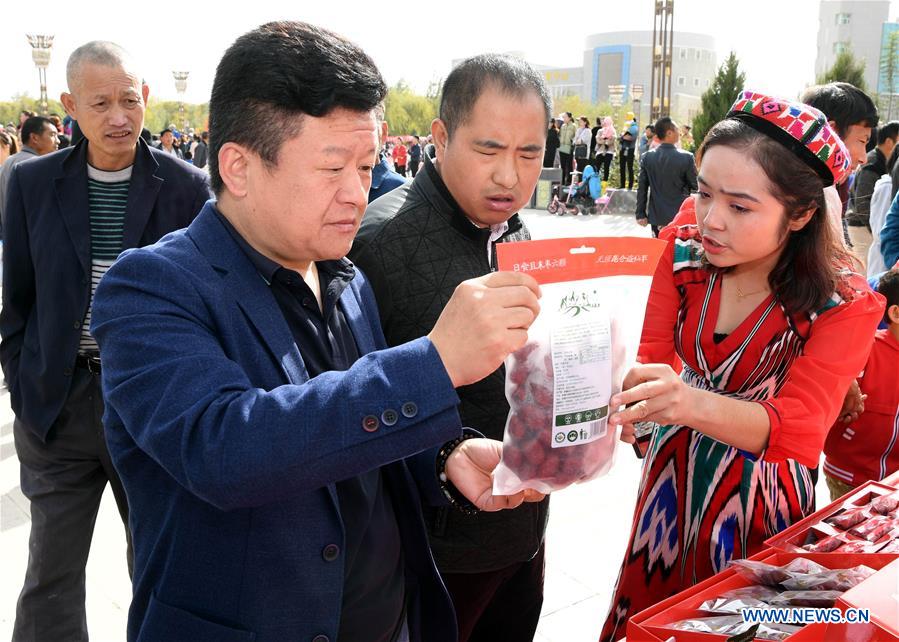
[419,149,523,242]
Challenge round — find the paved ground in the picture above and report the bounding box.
[0,209,833,641]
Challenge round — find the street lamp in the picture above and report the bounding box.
[172,71,189,131]
[631,84,644,124]
[27,34,54,116]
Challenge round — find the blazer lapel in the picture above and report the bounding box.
[188,207,309,385]
[189,206,344,511]
[121,141,163,249]
[54,142,91,278]
[340,283,377,355]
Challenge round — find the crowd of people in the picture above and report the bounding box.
[0,19,896,642]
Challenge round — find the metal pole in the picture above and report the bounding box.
[650,1,659,122]
[27,35,54,116]
[666,1,674,118]
[173,71,190,132]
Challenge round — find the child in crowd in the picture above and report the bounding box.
[823,267,899,500]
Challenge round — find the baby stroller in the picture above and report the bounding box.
[547,166,602,215]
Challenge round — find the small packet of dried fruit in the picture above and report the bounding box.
[729,557,827,586]
[493,237,666,495]
[827,506,870,530]
[768,590,843,608]
[781,564,876,591]
[849,515,894,542]
[803,533,848,553]
[871,491,899,515]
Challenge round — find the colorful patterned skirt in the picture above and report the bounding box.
[598,423,815,642]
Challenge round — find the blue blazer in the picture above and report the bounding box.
[90,203,463,642]
[0,139,211,440]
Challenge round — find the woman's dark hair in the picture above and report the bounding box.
[579,116,589,126]
[208,21,388,195]
[697,118,850,316]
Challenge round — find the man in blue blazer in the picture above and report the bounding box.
[0,41,211,641]
[90,22,542,642]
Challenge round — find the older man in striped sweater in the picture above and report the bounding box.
[0,41,211,641]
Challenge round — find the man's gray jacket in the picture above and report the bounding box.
[349,154,549,573]
[635,143,698,227]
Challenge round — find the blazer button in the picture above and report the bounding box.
[362,415,379,432]
[63,368,73,377]
[401,402,418,418]
[322,544,340,562]
[381,409,398,426]
[73,320,81,329]
[312,636,330,642]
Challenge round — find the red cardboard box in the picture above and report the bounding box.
[764,481,898,555]
[632,550,896,641]
[828,559,899,641]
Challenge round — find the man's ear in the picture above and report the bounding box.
[60,92,76,119]
[431,118,448,164]
[142,83,150,104]
[888,303,899,326]
[217,142,251,199]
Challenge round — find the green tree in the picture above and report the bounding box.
[144,99,209,135]
[880,32,899,120]
[0,94,66,126]
[692,52,746,149]
[384,81,438,136]
[817,49,867,91]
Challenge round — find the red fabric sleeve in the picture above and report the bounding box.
[761,288,885,468]
[637,237,681,369]
[658,196,697,242]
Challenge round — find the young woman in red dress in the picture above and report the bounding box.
[599,92,885,642]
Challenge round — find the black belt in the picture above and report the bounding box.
[75,354,102,375]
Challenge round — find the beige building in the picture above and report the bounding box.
[815,0,891,92]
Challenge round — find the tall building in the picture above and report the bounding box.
[538,31,717,126]
[815,0,891,91]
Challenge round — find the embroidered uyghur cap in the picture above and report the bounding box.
[726,90,852,186]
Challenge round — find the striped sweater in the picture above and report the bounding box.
[79,164,131,352]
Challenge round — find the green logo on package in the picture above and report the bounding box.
[559,290,602,317]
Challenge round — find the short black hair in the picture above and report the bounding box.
[877,268,899,323]
[887,144,899,174]
[208,21,387,195]
[159,128,173,137]
[654,117,677,140]
[439,54,551,137]
[801,82,878,137]
[877,120,899,145]
[21,116,53,146]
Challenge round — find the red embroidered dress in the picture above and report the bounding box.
[599,225,884,642]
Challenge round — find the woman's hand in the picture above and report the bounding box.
[609,363,696,427]
[618,421,636,443]
[838,379,866,424]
